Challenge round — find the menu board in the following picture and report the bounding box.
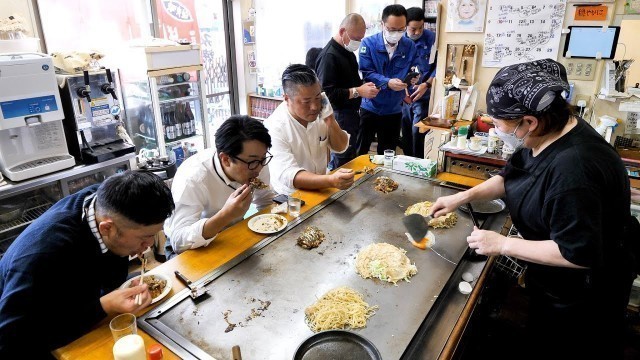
[482,0,566,68]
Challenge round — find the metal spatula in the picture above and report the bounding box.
[402,214,457,265]
[175,271,208,300]
[403,213,432,248]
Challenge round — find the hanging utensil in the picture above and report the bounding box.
[459,58,469,86]
[447,45,457,74]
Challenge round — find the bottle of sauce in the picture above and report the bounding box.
[457,125,468,149]
[487,128,499,154]
[450,126,458,146]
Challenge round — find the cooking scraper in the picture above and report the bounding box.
[402,213,457,265]
[175,271,209,300]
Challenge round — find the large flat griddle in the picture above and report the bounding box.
[139,168,489,360]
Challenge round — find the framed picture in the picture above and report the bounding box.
[242,20,255,44]
[446,0,487,33]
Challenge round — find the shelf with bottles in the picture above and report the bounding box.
[247,93,283,120]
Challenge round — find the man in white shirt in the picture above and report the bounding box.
[265,64,354,195]
[164,115,274,257]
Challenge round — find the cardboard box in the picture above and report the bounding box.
[392,155,437,178]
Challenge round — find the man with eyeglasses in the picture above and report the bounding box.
[315,13,379,170]
[265,64,353,196]
[164,115,274,257]
[356,4,429,156]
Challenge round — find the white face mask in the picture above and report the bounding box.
[343,32,361,52]
[383,28,404,44]
[494,121,530,151]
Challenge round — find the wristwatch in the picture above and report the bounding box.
[352,87,360,98]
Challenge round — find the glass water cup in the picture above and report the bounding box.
[383,149,395,168]
[109,313,137,342]
[288,197,302,218]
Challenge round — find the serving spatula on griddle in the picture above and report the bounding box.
[402,214,457,265]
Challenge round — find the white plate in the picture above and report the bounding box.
[248,214,288,234]
[120,273,172,305]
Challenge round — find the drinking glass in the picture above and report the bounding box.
[383,149,395,168]
[288,197,302,218]
[109,313,137,342]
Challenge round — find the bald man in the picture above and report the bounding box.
[316,13,379,169]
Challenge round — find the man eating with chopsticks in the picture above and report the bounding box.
[0,170,175,359]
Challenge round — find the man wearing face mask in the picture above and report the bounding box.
[356,4,429,156]
[430,59,634,360]
[316,13,379,169]
[400,7,436,158]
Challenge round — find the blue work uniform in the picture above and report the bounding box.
[357,32,418,155]
[401,29,436,158]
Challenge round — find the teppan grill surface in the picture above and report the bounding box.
[138,168,508,360]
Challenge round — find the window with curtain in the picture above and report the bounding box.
[254,0,345,92]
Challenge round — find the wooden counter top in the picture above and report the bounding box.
[53,156,485,359]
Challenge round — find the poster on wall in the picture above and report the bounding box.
[482,0,566,68]
[155,0,200,43]
[243,21,256,44]
[446,0,487,33]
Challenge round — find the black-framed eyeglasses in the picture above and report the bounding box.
[231,151,273,170]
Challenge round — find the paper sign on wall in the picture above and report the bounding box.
[482,0,566,68]
[575,5,607,20]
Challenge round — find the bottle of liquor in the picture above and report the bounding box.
[445,85,462,115]
[172,104,182,139]
[185,102,196,135]
[163,106,176,141]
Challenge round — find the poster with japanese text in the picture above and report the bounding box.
[155,0,200,44]
[482,0,566,68]
[446,0,487,33]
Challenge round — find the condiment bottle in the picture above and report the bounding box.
[487,128,499,154]
[450,126,458,145]
[148,343,164,360]
[457,126,468,149]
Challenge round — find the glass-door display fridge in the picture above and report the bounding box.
[119,45,212,168]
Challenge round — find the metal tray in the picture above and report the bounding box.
[138,168,479,360]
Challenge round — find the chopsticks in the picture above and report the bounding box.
[135,256,147,306]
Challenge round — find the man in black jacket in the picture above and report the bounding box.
[316,13,379,169]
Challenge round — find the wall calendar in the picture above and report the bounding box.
[482,0,567,68]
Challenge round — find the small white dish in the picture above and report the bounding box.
[248,214,288,234]
[120,273,172,305]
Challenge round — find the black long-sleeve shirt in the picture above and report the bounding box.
[315,38,363,110]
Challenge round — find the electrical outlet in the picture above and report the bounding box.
[561,59,597,81]
[575,94,591,106]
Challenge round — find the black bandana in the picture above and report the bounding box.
[487,59,570,120]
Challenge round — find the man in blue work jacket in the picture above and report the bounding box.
[356,4,429,156]
[401,7,436,159]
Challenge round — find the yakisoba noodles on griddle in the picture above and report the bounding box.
[304,286,378,332]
